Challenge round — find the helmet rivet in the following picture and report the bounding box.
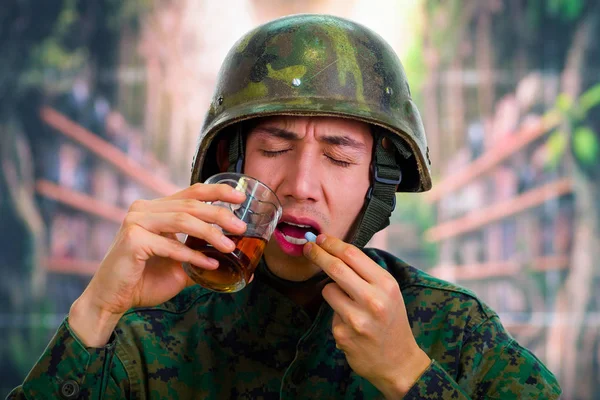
[385,86,393,95]
[217,95,224,105]
[292,78,302,87]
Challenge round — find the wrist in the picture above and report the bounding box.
[381,348,432,399]
[68,293,123,348]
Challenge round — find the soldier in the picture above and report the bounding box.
[9,14,561,399]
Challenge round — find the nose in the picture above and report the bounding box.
[278,146,322,203]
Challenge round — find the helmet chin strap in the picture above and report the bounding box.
[349,132,404,249]
[227,124,245,174]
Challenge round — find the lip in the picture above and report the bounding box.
[279,215,322,233]
[273,214,322,257]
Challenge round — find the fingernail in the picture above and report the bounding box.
[316,234,326,245]
[305,232,317,243]
[232,188,246,197]
[221,236,235,249]
[232,216,246,228]
[208,258,219,267]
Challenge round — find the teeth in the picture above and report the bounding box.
[282,233,308,245]
[286,222,312,228]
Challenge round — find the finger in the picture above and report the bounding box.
[128,200,247,235]
[331,311,354,352]
[322,282,361,322]
[303,241,367,302]
[158,183,247,203]
[125,212,240,253]
[332,312,345,350]
[315,234,386,284]
[123,225,219,270]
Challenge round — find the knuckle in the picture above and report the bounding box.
[382,278,400,297]
[348,314,367,335]
[218,183,232,196]
[183,199,199,212]
[170,238,187,252]
[122,212,137,227]
[189,183,205,197]
[121,224,140,244]
[173,212,190,226]
[321,283,335,298]
[216,206,232,221]
[366,297,386,318]
[343,245,359,259]
[329,261,346,277]
[321,283,339,302]
[128,199,146,212]
[209,225,223,239]
[332,324,346,342]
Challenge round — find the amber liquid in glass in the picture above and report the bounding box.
[184,234,267,292]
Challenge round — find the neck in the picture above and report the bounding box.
[257,260,331,319]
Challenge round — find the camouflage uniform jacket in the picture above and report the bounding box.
[9,249,561,399]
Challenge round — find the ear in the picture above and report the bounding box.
[216,138,230,172]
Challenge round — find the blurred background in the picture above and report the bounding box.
[1,0,598,398]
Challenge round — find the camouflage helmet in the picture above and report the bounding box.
[191,14,432,247]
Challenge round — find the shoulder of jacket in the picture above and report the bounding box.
[364,248,497,322]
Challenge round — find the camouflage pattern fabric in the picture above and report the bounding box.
[191,14,431,193]
[8,249,560,399]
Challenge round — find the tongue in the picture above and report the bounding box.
[279,223,314,239]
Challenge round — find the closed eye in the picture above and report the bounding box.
[260,149,290,157]
[261,149,353,167]
[325,154,351,168]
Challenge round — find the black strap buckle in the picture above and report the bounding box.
[366,165,400,211]
[374,164,402,185]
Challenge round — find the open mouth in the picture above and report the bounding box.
[273,218,321,256]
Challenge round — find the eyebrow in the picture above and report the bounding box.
[255,126,367,151]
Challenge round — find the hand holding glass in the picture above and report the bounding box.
[183,173,282,293]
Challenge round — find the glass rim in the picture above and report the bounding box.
[204,172,282,210]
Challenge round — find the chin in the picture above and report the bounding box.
[263,240,321,281]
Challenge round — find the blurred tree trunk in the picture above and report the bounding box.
[475,2,494,120]
[547,6,600,398]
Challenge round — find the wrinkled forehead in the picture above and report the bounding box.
[249,115,375,145]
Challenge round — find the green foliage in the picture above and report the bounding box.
[30,39,88,72]
[555,93,575,114]
[572,126,599,165]
[546,129,568,170]
[527,0,587,26]
[547,0,586,20]
[548,84,600,168]
[22,0,82,73]
[5,0,153,96]
[54,0,78,36]
[579,83,600,115]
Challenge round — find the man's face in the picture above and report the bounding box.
[244,116,373,281]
